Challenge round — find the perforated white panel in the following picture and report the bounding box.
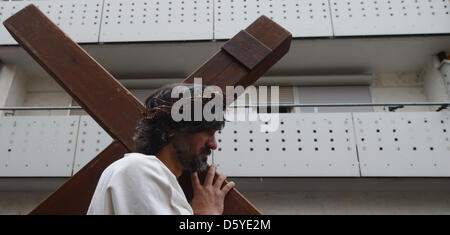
[100,0,213,42]
[2,112,449,177]
[0,0,103,45]
[330,0,450,36]
[213,113,360,176]
[73,116,113,174]
[0,116,79,177]
[354,112,450,176]
[214,0,333,39]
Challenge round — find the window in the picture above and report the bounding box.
[294,86,373,113]
[257,86,294,113]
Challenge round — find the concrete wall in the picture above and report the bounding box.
[244,191,450,215]
[1,178,450,215]
[422,56,450,110]
[0,192,49,215]
[0,65,71,116]
[234,178,450,215]
[2,191,450,215]
[0,65,28,116]
[16,76,71,116]
[370,72,430,112]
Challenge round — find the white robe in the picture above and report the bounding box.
[87,152,193,215]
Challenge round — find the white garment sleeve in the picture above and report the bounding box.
[87,155,193,215]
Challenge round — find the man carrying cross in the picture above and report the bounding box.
[87,83,235,215]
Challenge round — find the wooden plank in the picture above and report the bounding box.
[179,15,291,214]
[4,4,290,215]
[185,15,292,90]
[222,30,272,70]
[29,141,128,214]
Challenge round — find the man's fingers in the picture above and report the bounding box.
[214,173,227,189]
[191,172,201,189]
[205,164,216,186]
[221,181,235,195]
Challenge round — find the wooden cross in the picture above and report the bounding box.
[3,5,291,215]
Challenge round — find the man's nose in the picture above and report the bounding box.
[206,134,217,150]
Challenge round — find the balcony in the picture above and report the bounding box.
[1,104,449,178]
[1,0,449,44]
[0,0,449,81]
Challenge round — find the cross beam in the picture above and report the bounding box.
[3,4,291,215]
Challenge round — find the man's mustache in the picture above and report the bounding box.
[200,147,211,155]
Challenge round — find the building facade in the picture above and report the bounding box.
[0,0,450,214]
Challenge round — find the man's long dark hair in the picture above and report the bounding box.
[133,83,225,155]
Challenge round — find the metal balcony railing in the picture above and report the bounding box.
[0,107,449,177]
[1,102,449,116]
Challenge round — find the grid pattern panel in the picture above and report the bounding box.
[330,0,450,36]
[73,116,113,174]
[213,113,360,176]
[100,0,213,42]
[1,113,449,177]
[354,112,450,176]
[0,116,79,177]
[0,0,103,45]
[1,0,449,44]
[214,0,333,39]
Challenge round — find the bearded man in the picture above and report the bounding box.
[87,83,234,215]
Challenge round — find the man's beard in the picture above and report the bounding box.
[172,138,210,172]
[188,156,208,173]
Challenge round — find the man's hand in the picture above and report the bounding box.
[189,164,235,215]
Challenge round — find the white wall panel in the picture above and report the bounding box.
[73,116,113,174]
[0,116,79,177]
[100,0,213,42]
[0,0,103,45]
[1,0,448,45]
[1,112,449,177]
[354,112,450,176]
[213,113,360,176]
[214,0,333,39]
[330,0,450,36]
